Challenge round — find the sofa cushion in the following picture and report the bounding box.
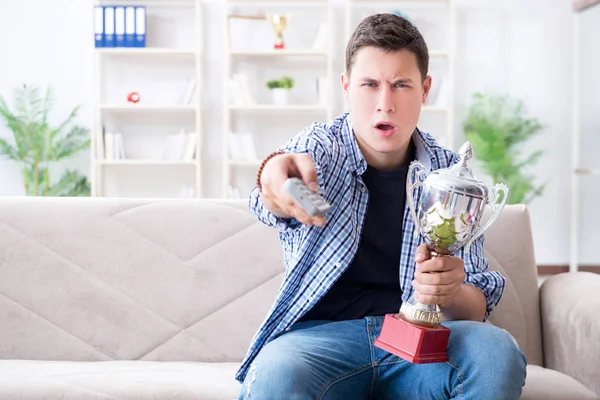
[2,361,598,400]
[522,365,599,400]
[0,360,241,399]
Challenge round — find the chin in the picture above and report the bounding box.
[367,138,405,154]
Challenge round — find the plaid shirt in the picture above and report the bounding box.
[235,112,505,383]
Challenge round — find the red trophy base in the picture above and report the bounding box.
[274,43,285,49]
[374,314,451,363]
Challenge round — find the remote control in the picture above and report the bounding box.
[283,177,331,217]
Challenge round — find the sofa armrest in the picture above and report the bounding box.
[540,272,600,396]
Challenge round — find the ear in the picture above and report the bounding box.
[340,72,350,100]
[422,75,432,104]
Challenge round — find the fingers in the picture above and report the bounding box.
[412,278,461,306]
[415,243,431,263]
[414,270,455,286]
[259,153,326,226]
[415,255,456,273]
[292,153,319,192]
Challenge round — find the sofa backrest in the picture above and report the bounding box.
[0,197,542,366]
[483,204,543,366]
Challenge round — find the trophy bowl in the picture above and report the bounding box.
[408,142,509,258]
[374,141,510,363]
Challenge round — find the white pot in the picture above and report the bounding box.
[272,88,289,105]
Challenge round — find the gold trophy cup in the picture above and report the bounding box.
[267,14,288,49]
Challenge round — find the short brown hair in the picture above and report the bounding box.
[345,13,429,80]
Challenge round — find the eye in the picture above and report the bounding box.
[395,83,409,88]
[362,82,376,88]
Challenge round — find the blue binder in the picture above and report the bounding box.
[104,6,115,47]
[94,6,104,47]
[115,6,125,47]
[125,7,136,47]
[135,6,146,47]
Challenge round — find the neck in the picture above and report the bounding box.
[355,136,412,171]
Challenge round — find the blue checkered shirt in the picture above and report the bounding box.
[235,112,505,383]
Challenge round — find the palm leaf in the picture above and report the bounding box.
[463,92,545,205]
[0,138,19,161]
[14,84,44,124]
[51,126,90,160]
[48,170,90,197]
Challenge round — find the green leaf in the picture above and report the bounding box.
[48,169,91,197]
[463,92,545,205]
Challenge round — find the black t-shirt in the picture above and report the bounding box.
[299,153,412,322]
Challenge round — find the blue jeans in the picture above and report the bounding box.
[238,317,527,400]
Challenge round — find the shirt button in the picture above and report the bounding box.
[356,226,360,233]
[359,185,366,193]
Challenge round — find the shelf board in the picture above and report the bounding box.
[350,0,447,3]
[573,0,600,12]
[575,168,600,175]
[95,0,196,7]
[99,160,196,166]
[228,49,328,56]
[228,104,329,111]
[100,104,198,112]
[228,0,327,4]
[95,48,198,56]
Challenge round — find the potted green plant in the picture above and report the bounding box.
[266,76,294,105]
[463,92,545,204]
[0,84,91,196]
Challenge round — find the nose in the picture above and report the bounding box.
[376,85,395,113]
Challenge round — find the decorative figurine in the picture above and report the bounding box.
[127,92,140,104]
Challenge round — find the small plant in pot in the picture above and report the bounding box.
[266,76,294,105]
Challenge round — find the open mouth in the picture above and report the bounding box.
[376,123,395,131]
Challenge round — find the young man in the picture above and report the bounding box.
[236,13,527,400]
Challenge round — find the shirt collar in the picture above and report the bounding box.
[340,112,436,175]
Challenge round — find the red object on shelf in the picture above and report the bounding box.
[374,314,450,363]
[127,92,140,104]
[274,43,285,50]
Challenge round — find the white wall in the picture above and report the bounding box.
[0,0,598,266]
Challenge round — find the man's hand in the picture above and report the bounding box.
[259,152,326,226]
[411,243,466,307]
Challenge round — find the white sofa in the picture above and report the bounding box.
[0,196,598,399]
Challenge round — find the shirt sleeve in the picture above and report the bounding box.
[455,233,506,322]
[248,123,331,234]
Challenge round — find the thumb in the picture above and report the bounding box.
[415,243,430,263]
[292,153,319,192]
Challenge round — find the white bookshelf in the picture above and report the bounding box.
[344,0,456,150]
[91,0,203,198]
[223,0,334,198]
[570,1,600,273]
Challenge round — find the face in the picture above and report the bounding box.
[341,46,431,170]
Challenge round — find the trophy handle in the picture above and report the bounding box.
[464,183,510,254]
[406,161,426,239]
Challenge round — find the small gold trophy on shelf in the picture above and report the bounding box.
[267,14,288,49]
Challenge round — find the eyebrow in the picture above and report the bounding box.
[360,77,414,85]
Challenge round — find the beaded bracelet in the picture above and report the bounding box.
[256,150,285,191]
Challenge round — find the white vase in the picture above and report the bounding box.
[272,88,288,105]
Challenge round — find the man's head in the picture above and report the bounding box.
[341,13,432,170]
